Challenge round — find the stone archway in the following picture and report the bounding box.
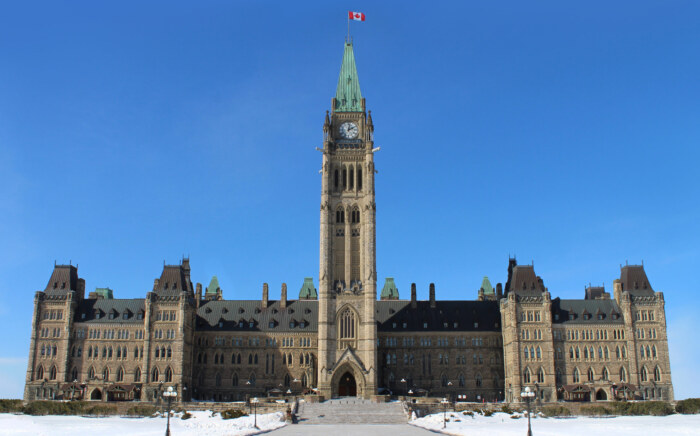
[90,388,102,401]
[596,389,608,401]
[338,372,356,397]
[330,362,366,398]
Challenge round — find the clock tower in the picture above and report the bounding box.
[317,41,378,398]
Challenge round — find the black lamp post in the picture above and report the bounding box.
[251,397,259,429]
[162,386,177,436]
[440,397,449,429]
[521,386,535,436]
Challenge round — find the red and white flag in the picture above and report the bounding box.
[349,11,365,21]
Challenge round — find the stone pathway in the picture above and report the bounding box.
[270,424,436,435]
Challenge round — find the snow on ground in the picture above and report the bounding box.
[0,411,286,436]
[411,411,700,436]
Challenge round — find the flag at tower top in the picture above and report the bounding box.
[349,11,365,21]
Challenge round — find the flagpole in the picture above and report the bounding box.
[347,14,350,42]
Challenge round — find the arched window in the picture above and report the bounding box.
[641,366,648,382]
[536,346,541,359]
[155,348,160,359]
[248,354,253,364]
[116,367,124,382]
[254,354,258,364]
[338,307,357,346]
[284,373,291,387]
[441,374,448,387]
[249,373,256,387]
[167,347,172,359]
[602,367,609,381]
[646,346,651,359]
[604,347,609,360]
[524,347,529,359]
[584,347,589,359]
[575,347,580,359]
[301,372,308,388]
[151,367,159,382]
[537,368,545,383]
[476,373,482,387]
[102,367,109,382]
[71,367,78,381]
[165,367,173,383]
[523,368,531,384]
[652,346,657,359]
[232,373,239,386]
[569,347,574,359]
[620,367,627,382]
[640,345,645,359]
[122,347,127,359]
[555,368,562,385]
[134,367,141,382]
[573,368,580,383]
[654,366,661,382]
[36,365,44,381]
[622,346,627,358]
[458,373,465,387]
[616,346,621,359]
[587,367,594,382]
[87,367,95,380]
[215,372,221,387]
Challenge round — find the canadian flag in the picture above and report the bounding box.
[349,11,365,21]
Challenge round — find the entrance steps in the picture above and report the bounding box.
[297,398,407,425]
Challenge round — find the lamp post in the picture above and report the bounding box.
[520,386,535,436]
[440,397,449,429]
[162,386,177,436]
[70,379,78,401]
[251,397,259,429]
[400,378,407,397]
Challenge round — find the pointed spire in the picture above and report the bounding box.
[335,42,363,112]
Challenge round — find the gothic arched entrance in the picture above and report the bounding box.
[338,371,357,397]
[596,389,607,401]
[90,388,102,401]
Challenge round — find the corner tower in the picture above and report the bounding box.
[317,41,378,398]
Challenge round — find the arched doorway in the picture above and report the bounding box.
[338,371,357,397]
[90,388,102,401]
[596,389,607,401]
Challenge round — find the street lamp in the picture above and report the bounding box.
[520,386,535,436]
[440,397,449,429]
[400,378,407,396]
[162,386,177,436]
[251,397,259,429]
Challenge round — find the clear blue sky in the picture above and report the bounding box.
[1,1,698,400]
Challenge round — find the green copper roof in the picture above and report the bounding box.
[334,42,363,112]
[205,276,220,295]
[481,276,494,295]
[380,278,399,300]
[94,288,113,299]
[299,277,318,299]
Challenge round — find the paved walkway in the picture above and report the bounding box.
[295,397,407,425]
[269,424,437,435]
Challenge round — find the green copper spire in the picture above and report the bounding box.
[335,42,363,112]
[299,277,318,300]
[380,278,399,300]
[205,276,220,296]
[481,276,494,295]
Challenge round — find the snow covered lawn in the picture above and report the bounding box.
[411,411,700,436]
[0,410,286,436]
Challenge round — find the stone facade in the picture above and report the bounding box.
[23,41,673,404]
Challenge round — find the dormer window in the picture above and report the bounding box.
[123,312,129,320]
[219,322,223,328]
[164,282,168,290]
[238,308,245,314]
[300,321,306,328]
[53,282,58,289]
[568,313,575,320]
[61,282,66,289]
[598,314,604,320]
[290,321,296,328]
[239,321,244,328]
[554,314,559,321]
[403,322,407,328]
[423,322,428,329]
[81,313,86,320]
[249,321,254,328]
[137,312,144,320]
[443,322,448,328]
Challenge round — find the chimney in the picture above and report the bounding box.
[195,283,202,309]
[429,283,436,308]
[153,279,160,291]
[281,283,287,309]
[262,283,269,308]
[411,283,417,309]
[496,283,503,299]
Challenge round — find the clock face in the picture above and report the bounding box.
[339,122,359,139]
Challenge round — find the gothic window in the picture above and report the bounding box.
[342,168,347,190]
[536,346,541,359]
[620,367,627,382]
[537,368,545,383]
[569,347,574,360]
[232,373,239,386]
[622,346,627,359]
[573,368,580,383]
[476,373,482,387]
[652,345,657,359]
[587,367,594,382]
[249,373,256,387]
[71,367,78,381]
[555,368,562,385]
[334,169,339,190]
[248,354,253,365]
[49,366,57,380]
[654,366,661,382]
[336,209,345,224]
[641,366,648,382]
[524,347,529,360]
[441,374,449,387]
[616,346,621,359]
[575,347,580,360]
[646,346,651,359]
[151,367,159,382]
[103,367,109,382]
[284,373,291,387]
[584,347,589,359]
[338,307,357,344]
[640,345,645,359]
[117,367,124,382]
[458,373,465,387]
[602,367,609,380]
[349,167,354,190]
[357,168,362,190]
[523,368,531,384]
[134,367,141,382]
[598,346,603,359]
[87,367,95,380]
[254,354,258,365]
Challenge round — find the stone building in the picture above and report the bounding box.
[24,41,673,404]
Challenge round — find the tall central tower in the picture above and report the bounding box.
[317,41,378,398]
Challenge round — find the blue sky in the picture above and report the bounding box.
[1,1,698,399]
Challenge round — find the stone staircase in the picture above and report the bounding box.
[296,398,407,425]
